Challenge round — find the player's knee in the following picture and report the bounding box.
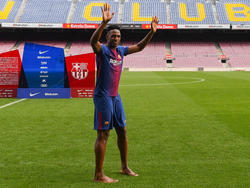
[117,127,127,138]
[97,130,110,141]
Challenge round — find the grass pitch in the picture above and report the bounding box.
[0,71,250,188]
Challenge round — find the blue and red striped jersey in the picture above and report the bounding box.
[94,44,128,97]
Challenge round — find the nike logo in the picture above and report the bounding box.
[29,92,40,97]
[39,50,49,55]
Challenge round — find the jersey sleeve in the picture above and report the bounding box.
[100,44,105,55]
[123,46,129,56]
[118,46,129,56]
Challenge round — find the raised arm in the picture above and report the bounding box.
[90,3,114,54]
[127,16,159,55]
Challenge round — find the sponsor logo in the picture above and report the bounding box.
[40,75,49,78]
[71,63,88,80]
[39,50,49,55]
[110,58,122,66]
[45,93,58,96]
[37,56,51,59]
[63,23,99,29]
[29,92,40,97]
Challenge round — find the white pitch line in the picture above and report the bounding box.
[120,77,205,87]
[0,98,27,109]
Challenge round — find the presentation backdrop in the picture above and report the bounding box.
[0,50,22,98]
[22,42,65,88]
[65,53,95,98]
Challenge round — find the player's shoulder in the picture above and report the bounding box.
[117,45,129,55]
[98,44,110,55]
[117,45,127,50]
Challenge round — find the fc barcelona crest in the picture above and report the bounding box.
[71,63,88,80]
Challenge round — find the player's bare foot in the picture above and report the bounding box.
[93,175,119,183]
[120,168,139,176]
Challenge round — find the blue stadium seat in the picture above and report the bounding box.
[19,0,71,23]
[122,2,167,24]
[0,0,22,23]
[71,1,119,23]
[170,0,216,24]
[216,0,250,24]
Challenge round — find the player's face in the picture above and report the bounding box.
[107,29,121,49]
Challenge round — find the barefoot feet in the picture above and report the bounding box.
[94,175,119,183]
[120,168,139,176]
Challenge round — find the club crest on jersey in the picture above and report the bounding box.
[71,63,88,80]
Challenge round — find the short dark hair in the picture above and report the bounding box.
[107,25,120,33]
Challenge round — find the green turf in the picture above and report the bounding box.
[0,71,250,188]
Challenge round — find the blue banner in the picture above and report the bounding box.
[22,42,65,88]
[17,88,71,99]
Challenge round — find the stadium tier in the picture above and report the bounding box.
[0,0,22,23]
[67,41,93,56]
[123,2,167,24]
[171,42,222,68]
[123,41,166,68]
[170,0,216,24]
[71,1,119,23]
[219,42,250,67]
[0,0,250,26]
[2,39,250,68]
[0,41,16,53]
[19,0,71,23]
[216,0,250,24]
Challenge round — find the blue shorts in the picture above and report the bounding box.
[93,94,126,130]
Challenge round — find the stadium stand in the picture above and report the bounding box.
[219,42,250,67]
[216,0,250,24]
[71,1,119,23]
[0,0,22,23]
[0,41,16,53]
[19,0,71,23]
[171,42,222,67]
[67,41,93,56]
[0,0,249,25]
[123,41,166,68]
[170,0,216,24]
[122,2,167,24]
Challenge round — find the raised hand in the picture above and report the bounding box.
[151,16,159,33]
[101,3,114,24]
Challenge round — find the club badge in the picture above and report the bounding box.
[71,63,88,80]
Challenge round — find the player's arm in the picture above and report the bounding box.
[127,16,159,55]
[90,3,114,54]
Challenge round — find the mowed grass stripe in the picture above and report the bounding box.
[171,72,250,140]
[119,71,250,187]
[0,72,249,188]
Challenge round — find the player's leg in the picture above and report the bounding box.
[94,130,109,178]
[115,126,138,176]
[94,130,118,183]
[113,95,138,176]
[93,96,119,183]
